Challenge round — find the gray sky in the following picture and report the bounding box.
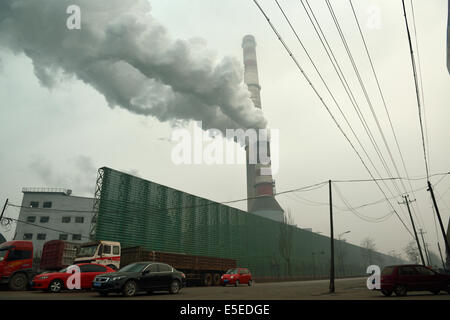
[0,0,449,261]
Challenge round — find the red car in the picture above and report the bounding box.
[220,268,252,287]
[380,264,450,297]
[32,263,116,293]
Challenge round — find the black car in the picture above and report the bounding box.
[92,262,186,297]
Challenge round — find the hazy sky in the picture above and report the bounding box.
[0,0,449,261]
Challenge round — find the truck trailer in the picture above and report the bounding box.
[121,246,236,286]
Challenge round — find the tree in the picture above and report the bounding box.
[278,209,294,277]
[404,240,420,264]
[360,237,377,266]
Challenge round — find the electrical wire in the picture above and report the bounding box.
[349,0,428,234]
[401,0,430,181]
[253,0,414,238]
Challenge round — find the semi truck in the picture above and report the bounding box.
[120,246,236,286]
[0,241,33,290]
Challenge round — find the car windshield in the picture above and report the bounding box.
[119,262,149,273]
[76,245,98,258]
[0,249,8,262]
[226,269,238,274]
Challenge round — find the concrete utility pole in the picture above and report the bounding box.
[427,181,450,265]
[329,180,335,293]
[0,199,8,222]
[418,229,431,266]
[399,195,426,266]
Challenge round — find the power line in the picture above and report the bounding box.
[401,0,430,180]
[253,0,413,238]
[326,0,407,200]
[6,180,329,215]
[299,0,403,202]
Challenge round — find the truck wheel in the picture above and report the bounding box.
[9,273,28,291]
[169,280,181,294]
[213,273,221,286]
[122,280,138,297]
[203,273,213,286]
[49,279,64,293]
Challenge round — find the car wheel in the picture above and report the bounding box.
[381,290,392,297]
[122,280,138,297]
[248,280,253,287]
[49,279,64,293]
[394,285,407,297]
[9,273,28,291]
[235,280,239,287]
[169,280,181,294]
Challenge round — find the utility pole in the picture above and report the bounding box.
[329,180,335,293]
[399,195,425,266]
[0,199,8,222]
[437,242,447,271]
[418,229,431,266]
[427,181,450,263]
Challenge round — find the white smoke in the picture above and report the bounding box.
[0,0,267,132]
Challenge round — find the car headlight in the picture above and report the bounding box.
[39,276,49,280]
[111,276,125,281]
[231,276,234,279]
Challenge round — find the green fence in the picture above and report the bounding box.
[94,167,403,280]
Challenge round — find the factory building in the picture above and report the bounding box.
[242,35,284,223]
[14,188,94,257]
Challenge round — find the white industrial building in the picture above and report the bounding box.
[14,188,95,257]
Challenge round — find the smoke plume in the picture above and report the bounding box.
[0,0,267,132]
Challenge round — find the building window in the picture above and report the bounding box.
[37,233,46,241]
[40,216,49,223]
[26,216,36,223]
[43,202,52,208]
[59,234,68,241]
[62,217,71,223]
[29,202,39,208]
[23,233,33,240]
[75,217,84,223]
[72,234,82,241]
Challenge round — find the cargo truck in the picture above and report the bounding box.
[120,246,236,286]
[39,240,80,271]
[74,240,121,270]
[0,241,33,290]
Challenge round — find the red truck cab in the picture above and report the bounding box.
[0,241,33,290]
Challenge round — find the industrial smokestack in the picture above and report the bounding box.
[242,35,284,222]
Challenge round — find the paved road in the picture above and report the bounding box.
[0,277,449,300]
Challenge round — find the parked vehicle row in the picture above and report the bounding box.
[30,261,187,296]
